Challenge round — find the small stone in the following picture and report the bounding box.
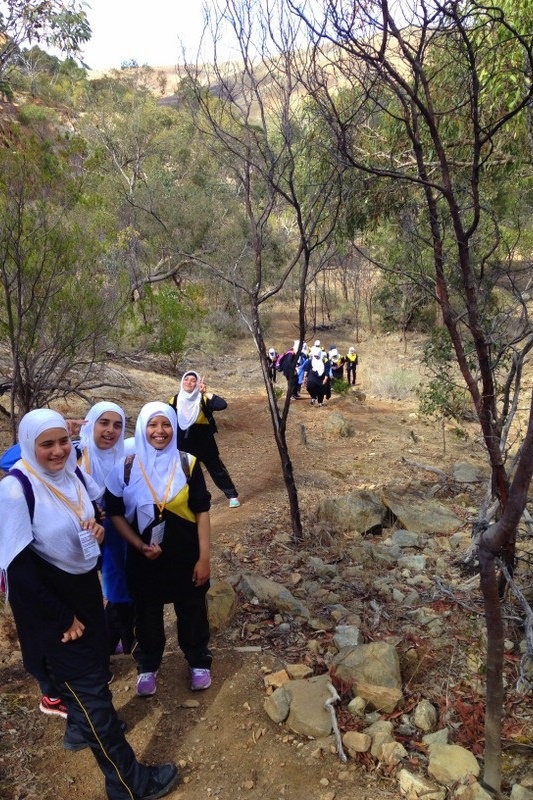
[264,669,289,688]
[181,699,200,708]
[286,663,313,680]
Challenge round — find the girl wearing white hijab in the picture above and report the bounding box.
[0,409,178,800]
[78,401,134,656]
[78,401,126,494]
[302,348,331,407]
[169,371,240,507]
[105,401,213,696]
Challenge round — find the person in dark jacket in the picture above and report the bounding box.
[277,340,303,399]
[0,408,178,800]
[302,346,331,407]
[169,371,240,508]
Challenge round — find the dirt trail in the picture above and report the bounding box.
[0,331,489,800]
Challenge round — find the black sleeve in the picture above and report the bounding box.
[7,548,74,634]
[188,460,211,515]
[104,488,126,517]
[204,393,227,412]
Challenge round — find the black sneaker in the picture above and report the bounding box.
[140,764,179,799]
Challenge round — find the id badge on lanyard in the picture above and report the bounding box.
[150,520,165,546]
[78,529,101,560]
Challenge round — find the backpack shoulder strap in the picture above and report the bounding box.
[179,451,196,481]
[8,468,35,523]
[8,466,88,521]
[124,454,136,486]
[74,465,87,488]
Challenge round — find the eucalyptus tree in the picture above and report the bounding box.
[289,0,533,789]
[0,0,90,78]
[0,125,126,434]
[181,0,345,540]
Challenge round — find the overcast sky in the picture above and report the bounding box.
[81,0,233,70]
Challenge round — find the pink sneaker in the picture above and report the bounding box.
[190,668,211,691]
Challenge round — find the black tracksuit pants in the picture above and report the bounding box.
[201,452,238,499]
[133,585,212,674]
[61,670,153,800]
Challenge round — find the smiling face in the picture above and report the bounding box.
[94,411,123,450]
[182,373,198,392]
[146,415,173,450]
[35,428,72,472]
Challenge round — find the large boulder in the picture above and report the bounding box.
[381,486,462,534]
[318,490,387,534]
[207,581,236,632]
[237,572,310,618]
[330,641,403,713]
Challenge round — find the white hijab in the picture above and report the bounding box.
[176,371,202,431]
[107,402,187,534]
[78,401,126,493]
[311,353,325,377]
[0,409,97,576]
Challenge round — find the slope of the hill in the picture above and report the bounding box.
[1,328,531,800]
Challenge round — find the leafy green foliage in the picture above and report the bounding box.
[0,123,124,417]
[417,329,474,423]
[139,285,205,371]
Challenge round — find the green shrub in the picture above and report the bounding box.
[331,378,350,396]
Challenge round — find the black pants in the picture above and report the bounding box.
[61,671,153,800]
[105,601,136,655]
[346,364,357,384]
[201,452,238,499]
[306,379,326,404]
[133,587,212,674]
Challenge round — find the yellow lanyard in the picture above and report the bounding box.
[22,460,85,522]
[136,458,177,521]
[81,448,90,473]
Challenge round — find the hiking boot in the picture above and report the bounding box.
[39,696,67,719]
[140,763,179,799]
[64,719,128,751]
[228,497,240,508]
[190,667,212,691]
[137,672,157,696]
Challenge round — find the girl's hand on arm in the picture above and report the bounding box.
[141,543,162,560]
[110,514,146,554]
[62,615,85,642]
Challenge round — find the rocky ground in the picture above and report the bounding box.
[1,328,533,800]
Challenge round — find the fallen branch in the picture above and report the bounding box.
[325,682,348,764]
[400,456,448,479]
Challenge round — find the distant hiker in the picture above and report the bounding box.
[276,340,303,399]
[328,345,345,382]
[169,371,240,508]
[302,345,331,407]
[345,346,358,385]
[267,347,278,383]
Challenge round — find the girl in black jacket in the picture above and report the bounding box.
[170,371,240,507]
